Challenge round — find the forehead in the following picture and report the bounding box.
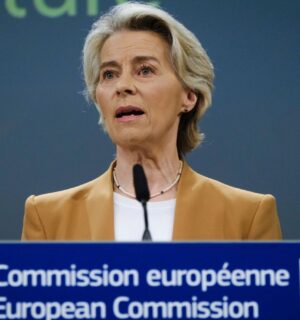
[100,30,171,63]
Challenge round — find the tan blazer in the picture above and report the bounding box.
[22,163,282,240]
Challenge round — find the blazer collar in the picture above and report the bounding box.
[86,162,115,240]
[172,162,206,240]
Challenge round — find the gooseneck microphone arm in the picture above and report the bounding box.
[133,164,152,241]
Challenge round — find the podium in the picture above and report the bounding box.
[0,242,299,319]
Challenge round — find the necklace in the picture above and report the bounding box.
[113,161,183,199]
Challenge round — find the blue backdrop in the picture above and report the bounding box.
[0,0,299,239]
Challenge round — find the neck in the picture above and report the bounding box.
[114,145,182,201]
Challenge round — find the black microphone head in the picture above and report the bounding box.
[133,164,150,202]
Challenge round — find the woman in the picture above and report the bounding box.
[22,2,282,241]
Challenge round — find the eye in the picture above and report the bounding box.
[102,70,115,80]
[138,65,154,76]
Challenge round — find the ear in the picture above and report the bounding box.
[180,89,198,113]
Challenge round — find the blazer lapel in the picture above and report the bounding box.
[172,162,207,240]
[86,163,115,240]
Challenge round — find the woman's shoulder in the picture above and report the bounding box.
[26,163,114,206]
[26,176,101,207]
[177,164,281,240]
[23,164,113,224]
[22,167,113,240]
[184,164,273,203]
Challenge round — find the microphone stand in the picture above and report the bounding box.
[141,200,152,241]
[133,164,152,241]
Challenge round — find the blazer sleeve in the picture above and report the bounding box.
[21,195,47,240]
[247,194,282,240]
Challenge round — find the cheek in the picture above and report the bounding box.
[95,86,104,105]
[151,84,184,114]
[95,88,109,116]
[155,74,184,101]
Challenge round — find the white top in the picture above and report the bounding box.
[113,192,176,241]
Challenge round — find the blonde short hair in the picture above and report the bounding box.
[83,1,214,156]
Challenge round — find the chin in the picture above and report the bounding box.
[117,138,144,148]
[114,134,149,149]
[110,127,146,143]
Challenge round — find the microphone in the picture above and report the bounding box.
[133,164,152,241]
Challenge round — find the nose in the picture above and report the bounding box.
[115,73,136,96]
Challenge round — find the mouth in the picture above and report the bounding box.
[115,106,145,121]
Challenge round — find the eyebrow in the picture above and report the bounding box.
[133,56,160,65]
[99,56,160,71]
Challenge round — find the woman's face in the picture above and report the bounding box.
[95,30,195,151]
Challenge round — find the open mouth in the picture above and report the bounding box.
[115,106,145,119]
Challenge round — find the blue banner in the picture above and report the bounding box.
[0,242,299,319]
